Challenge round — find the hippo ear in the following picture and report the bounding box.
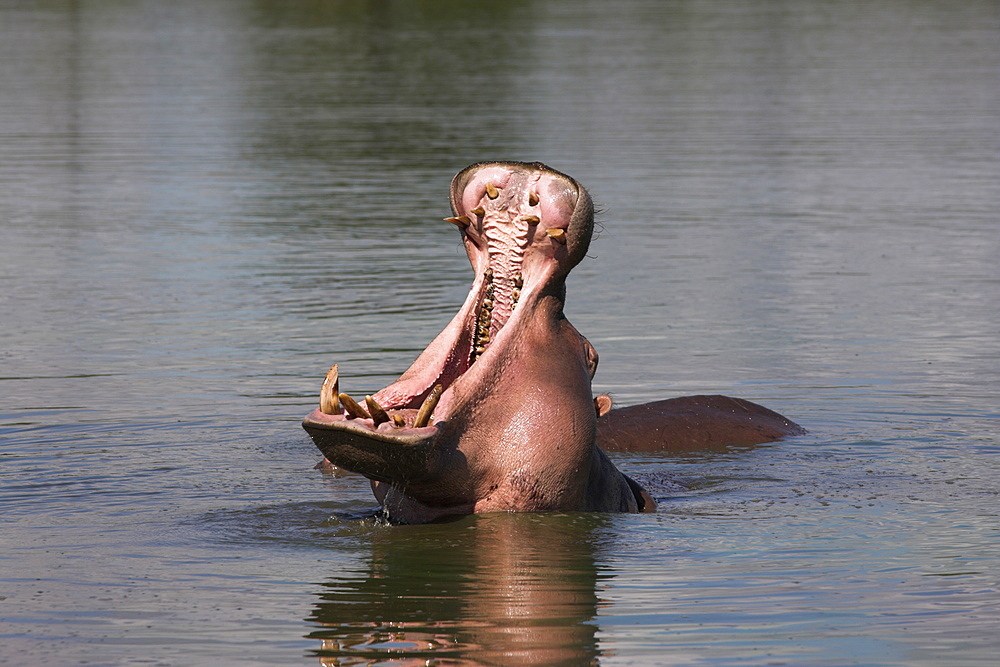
[594,394,614,417]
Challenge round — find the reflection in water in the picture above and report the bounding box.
[308,513,609,666]
[2,0,999,664]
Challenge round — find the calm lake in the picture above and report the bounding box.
[2,1,998,665]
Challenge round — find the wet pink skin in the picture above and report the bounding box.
[302,161,803,523]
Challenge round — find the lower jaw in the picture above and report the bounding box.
[302,409,441,482]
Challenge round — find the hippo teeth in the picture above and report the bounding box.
[470,265,525,362]
[365,395,390,426]
[319,364,341,415]
[472,275,495,362]
[413,384,443,428]
[546,228,567,244]
[339,393,370,420]
[444,215,470,229]
[317,378,444,430]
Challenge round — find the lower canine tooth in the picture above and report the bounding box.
[319,364,341,414]
[444,216,470,228]
[339,393,370,420]
[413,384,443,428]
[365,395,390,426]
[471,206,485,216]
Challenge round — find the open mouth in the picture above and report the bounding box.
[302,162,594,472]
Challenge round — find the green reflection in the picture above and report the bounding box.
[242,0,537,177]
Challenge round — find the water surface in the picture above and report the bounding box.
[2,1,999,665]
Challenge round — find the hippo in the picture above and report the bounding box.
[302,161,803,523]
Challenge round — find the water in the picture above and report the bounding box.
[2,0,998,664]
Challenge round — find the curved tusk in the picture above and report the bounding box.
[320,364,341,415]
[365,395,390,426]
[339,393,370,420]
[413,384,443,428]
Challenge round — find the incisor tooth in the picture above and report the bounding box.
[485,182,499,199]
[413,384,443,428]
[365,395,390,426]
[320,364,341,415]
[528,191,539,206]
[522,215,540,224]
[391,414,406,427]
[546,228,567,244]
[339,393,370,420]
[471,206,485,216]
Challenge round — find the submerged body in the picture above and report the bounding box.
[302,161,803,523]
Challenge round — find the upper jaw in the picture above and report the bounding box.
[302,161,594,471]
[449,161,594,283]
